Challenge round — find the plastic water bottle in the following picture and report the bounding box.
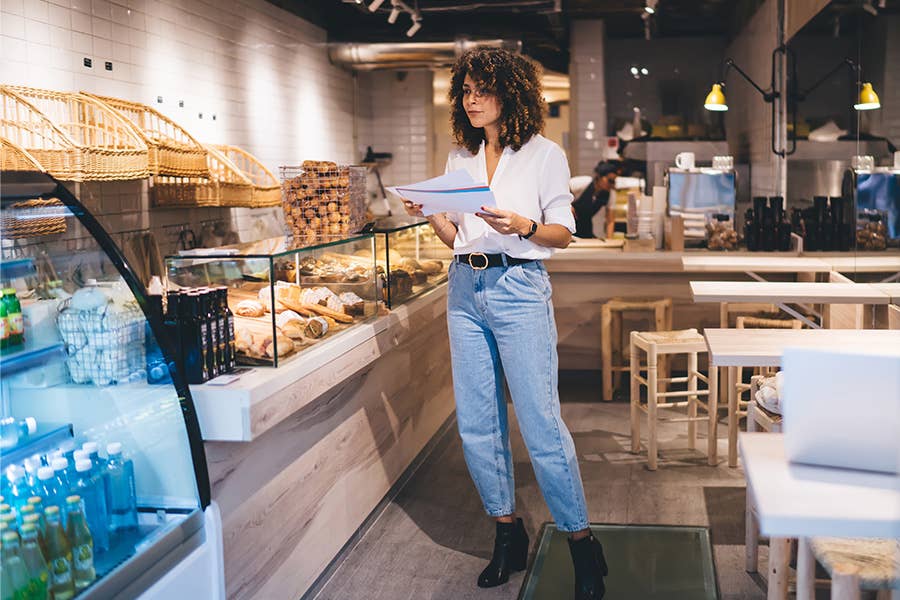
[51,458,71,501]
[72,459,109,553]
[0,416,18,449]
[5,465,30,511]
[82,442,106,476]
[23,456,41,493]
[105,443,137,531]
[17,417,37,441]
[37,466,62,512]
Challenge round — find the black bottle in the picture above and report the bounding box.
[199,289,219,379]
[744,208,758,251]
[803,207,818,251]
[180,292,209,384]
[217,287,236,372]
[777,212,792,251]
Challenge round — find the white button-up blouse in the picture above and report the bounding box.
[445,134,576,260]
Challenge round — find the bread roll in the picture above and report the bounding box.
[235,300,265,317]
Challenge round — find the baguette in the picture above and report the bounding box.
[278,296,354,323]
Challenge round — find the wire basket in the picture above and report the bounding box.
[1,85,149,181]
[280,161,366,247]
[57,299,146,385]
[150,147,252,208]
[209,144,280,208]
[1,90,82,180]
[82,93,208,177]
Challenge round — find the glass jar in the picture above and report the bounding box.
[856,209,888,251]
[706,212,737,251]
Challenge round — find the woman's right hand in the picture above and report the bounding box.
[401,198,424,217]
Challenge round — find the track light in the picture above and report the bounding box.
[644,0,657,14]
[388,4,401,23]
[406,16,421,37]
[368,0,385,11]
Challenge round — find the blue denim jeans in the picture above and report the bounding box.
[447,258,589,532]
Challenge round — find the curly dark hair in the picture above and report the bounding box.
[449,48,546,154]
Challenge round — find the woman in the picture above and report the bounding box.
[572,161,619,239]
[402,48,608,600]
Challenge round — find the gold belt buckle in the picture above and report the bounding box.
[468,252,489,270]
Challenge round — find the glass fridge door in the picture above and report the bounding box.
[0,171,210,599]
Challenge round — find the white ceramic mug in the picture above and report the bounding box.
[675,152,695,170]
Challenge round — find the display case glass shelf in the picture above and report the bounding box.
[371,217,451,308]
[0,171,210,599]
[166,235,378,367]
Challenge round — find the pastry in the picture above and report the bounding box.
[419,260,443,275]
[235,300,265,317]
[389,269,413,299]
[411,269,427,285]
[305,316,329,339]
[339,292,365,316]
[261,331,294,358]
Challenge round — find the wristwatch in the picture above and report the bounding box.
[520,219,538,240]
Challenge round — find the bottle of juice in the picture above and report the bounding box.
[64,496,95,591]
[2,289,24,348]
[22,513,46,558]
[0,295,9,352]
[16,503,35,530]
[43,506,74,600]
[19,522,49,600]
[105,443,138,531]
[0,531,31,600]
[71,459,108,553]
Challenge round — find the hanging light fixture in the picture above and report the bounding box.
[388,0,401,23]
[704,83,728,111]
[406,14,422,37]
[368,0,385,11]
[644,0,658,14]
[854,82,881,111]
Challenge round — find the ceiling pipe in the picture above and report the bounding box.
[328,38,522,70]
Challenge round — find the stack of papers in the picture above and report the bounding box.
[387,170,497,216]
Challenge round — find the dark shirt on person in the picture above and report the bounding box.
[571,184,610,239]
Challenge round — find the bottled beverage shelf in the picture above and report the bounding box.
[0,338,66,377]
[0,421,73,465]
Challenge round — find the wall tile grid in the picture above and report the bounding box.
[569,20,608,177]
[1,0,433,258]
[723,0,783,197]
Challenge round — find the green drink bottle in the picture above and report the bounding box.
[3,289,23,347]
[21,513,46,559]
[43,506,74,600]
[65,496,95,591]
[0,296,8,352]
[20,523,49,600]
[1,531,31,600]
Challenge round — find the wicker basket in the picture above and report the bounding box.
[208,144,280,208]
[1,136,47,171]
[0,137,68,238]
[1,91,82,180]
[151,146,252,208]
[281,162,367,247]
[83,93,208,177]
[2,85,149,181]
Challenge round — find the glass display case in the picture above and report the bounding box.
[0,171,214,599]
[166,235,378,367]
[372,218,451,308]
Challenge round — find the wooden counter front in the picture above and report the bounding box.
[199,288,455,599]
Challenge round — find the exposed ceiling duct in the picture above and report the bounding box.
[328,38,522,71]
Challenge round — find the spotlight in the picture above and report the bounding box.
[703,83,728,112]
[368,0,385,11]
[406,16,422,37]
[388,5,401,23]
[641,67,649,75]
[644,0,658,14]
[630,67,638,75]
[854,82,881,111]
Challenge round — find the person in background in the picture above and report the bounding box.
[572,162,619,239]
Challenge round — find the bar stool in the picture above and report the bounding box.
[629,328,718,470]
[797,537,900,600]
[601,297,672,402]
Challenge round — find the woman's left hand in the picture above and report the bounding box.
[476,206,531,236]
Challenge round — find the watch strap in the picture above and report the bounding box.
[520,220,538,240]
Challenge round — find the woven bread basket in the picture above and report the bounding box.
[1,138,67,238]
[83,93,208,177]
[2,85,148,181]
[151,145,252,208]
[1,89,83,180]
[208,144,280,208]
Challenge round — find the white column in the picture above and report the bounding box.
[569,20,608,176]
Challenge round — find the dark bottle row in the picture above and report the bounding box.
[743,195,858,252]
[744,196,792,252]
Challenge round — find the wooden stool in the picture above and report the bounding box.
[601,298,672,402]
[629,328,718,470]
[797,537,900,600]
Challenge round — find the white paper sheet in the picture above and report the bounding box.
[387,170,497,216]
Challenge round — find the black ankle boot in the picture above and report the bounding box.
[567,534,608,600]
[477,518,529,588]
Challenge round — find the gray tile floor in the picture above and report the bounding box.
[315,382,771,600]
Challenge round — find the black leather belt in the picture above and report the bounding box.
[455,253,535,270]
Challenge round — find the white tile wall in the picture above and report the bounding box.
[569,20,608,177]
[1,0,431,259]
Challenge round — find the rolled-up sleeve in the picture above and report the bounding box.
[539,145,576,233]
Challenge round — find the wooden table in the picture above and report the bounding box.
[704,328,900,467]
[819,255,900,279]
[681,256,832,274]
[740,433,900,600]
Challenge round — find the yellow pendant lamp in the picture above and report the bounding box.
[704,83,728,111]
[854,82,881,111]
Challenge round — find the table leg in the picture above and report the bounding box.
[796,537,815,600]
[831,565,861,600]
[767,536,791,600]
[728,366,739,468]
[707,364,718,466]
[745,484,758,573]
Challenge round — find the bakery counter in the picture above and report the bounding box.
[196,285,455,598]
[545,247,900,371]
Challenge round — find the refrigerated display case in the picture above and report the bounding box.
[372,218,451,308]
[0,171,223,599]
[165,235,378,367]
